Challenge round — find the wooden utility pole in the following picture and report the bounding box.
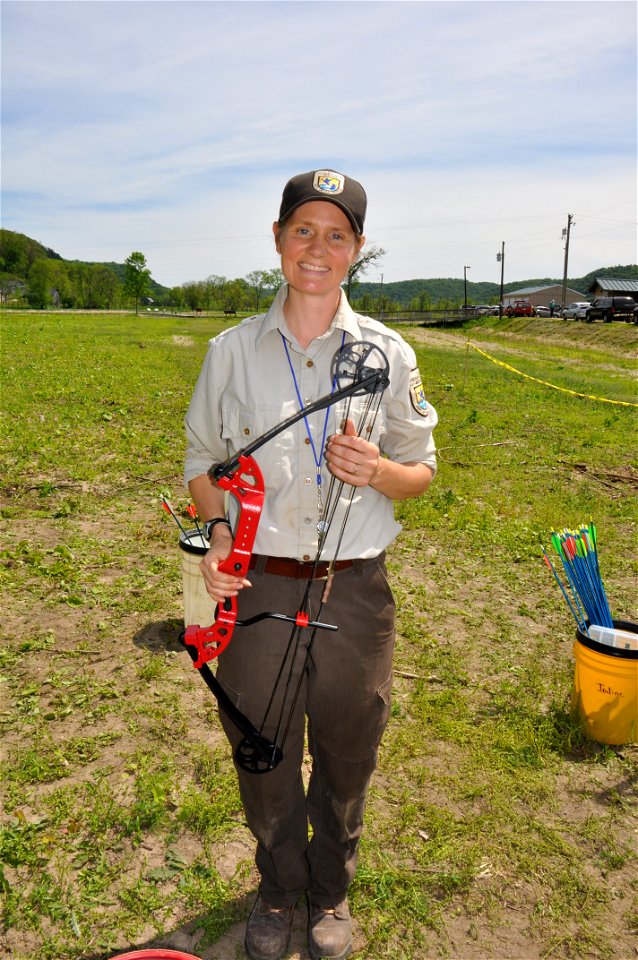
[561,215,574,310]
[497,242,505,319]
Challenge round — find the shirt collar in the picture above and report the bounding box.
[255,285,362,348]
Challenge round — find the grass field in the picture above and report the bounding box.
[1,309,637,960]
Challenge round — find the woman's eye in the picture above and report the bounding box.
[297,227,311,236]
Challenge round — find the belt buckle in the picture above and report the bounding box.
[314,562,330,580]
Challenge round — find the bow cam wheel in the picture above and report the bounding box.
[331,341,390,395]
[235,736,283,774]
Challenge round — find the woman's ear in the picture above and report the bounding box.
[272,221,282,253]
[353,234,366,262]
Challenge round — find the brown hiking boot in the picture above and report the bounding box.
[244,895,295,960]
[307,899,353,960]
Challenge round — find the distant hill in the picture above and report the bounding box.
[0,230,172,307]
[352,265,638,308]
[1,228,636,309]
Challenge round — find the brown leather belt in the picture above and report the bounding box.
[248,554,355,579]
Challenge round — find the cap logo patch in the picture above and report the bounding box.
[313,170,344,195]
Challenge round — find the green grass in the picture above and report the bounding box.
[1,309,637,959]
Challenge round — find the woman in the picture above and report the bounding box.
[184,169,437,960]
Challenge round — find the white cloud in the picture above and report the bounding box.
[2,0,636,286]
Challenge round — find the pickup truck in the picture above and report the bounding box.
[505,300,533,317]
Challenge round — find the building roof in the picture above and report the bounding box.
[586,277,638,294]
[505,283,585,299]
[507,284,559,295]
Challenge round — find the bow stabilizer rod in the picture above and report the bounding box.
[184,609,337,669]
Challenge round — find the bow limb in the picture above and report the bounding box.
[212,341,390,482]
[180,632,282,772]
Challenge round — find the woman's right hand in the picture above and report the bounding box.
[199,535,251,603]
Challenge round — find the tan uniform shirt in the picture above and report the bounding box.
[184,286,437,561]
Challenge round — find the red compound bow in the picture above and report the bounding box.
[182,340,390,773]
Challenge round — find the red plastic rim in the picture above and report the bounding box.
[110,951,203,960]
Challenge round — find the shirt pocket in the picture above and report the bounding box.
[330,397,387,449]
[220,402,299,464]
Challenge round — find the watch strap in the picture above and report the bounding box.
[204,518,233,540]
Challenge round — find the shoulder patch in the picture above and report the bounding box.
[409,369,430,417]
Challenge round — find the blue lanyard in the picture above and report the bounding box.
[280,330,346,523]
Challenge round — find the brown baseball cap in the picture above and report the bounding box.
[278,169,367,235]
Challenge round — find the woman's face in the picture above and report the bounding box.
[273,201,364,299]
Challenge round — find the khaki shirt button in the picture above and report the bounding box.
[243,428,250,435]
[306,359,313,368]
[304,477,312,485]
[304,517,312,525]
[303,554,311,561]
[304,437,311,445]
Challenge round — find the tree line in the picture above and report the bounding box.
[2,229,634,314]
[0,230,286,313]
[0,229,386,313]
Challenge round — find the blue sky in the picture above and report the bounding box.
[2,0,636,288]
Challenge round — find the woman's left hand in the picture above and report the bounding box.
[325,418,380,487]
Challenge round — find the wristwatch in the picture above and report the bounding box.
[203,518,233,541]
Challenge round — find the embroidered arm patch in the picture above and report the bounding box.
[409,369,430,416]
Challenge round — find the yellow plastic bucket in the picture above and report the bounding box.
[573,620,637,745]
[178,529,215,628]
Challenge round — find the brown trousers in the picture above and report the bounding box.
[215,553,396,908]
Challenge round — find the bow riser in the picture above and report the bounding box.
[184,454,265,668]
[216,454,265,579]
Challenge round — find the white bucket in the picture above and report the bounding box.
[178,529,215,627]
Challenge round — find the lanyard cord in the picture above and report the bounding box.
[280,330,346,524]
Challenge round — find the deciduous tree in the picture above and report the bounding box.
[345,246,385,301]
[124,252,151,314]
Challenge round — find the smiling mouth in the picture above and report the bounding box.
[299,262,329,273]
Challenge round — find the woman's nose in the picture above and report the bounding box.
[308,233,326,255]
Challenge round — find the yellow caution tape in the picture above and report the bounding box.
[466,341,638,408]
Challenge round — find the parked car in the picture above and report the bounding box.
[562,301,591,320]
[585,296,636,323]
[474,305,493,316]
[534,305,551,317]
[505,300,534,317]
